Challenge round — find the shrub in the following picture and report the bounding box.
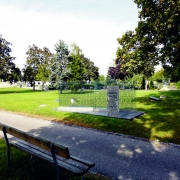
[176,81,180,89]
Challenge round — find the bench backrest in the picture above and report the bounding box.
[0,123,70,159]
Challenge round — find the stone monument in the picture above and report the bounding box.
[107,86,119,117]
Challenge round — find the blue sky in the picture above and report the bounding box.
[0,0,139,75]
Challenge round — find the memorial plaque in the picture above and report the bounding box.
[107,86,119,116]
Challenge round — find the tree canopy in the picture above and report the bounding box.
[134,0,180,82]
[69,43,99,81]
[108,58,128,80]
[24,44,52,90]
[0,35,17,83]
[49,40,71,90]
[112,0,180,90]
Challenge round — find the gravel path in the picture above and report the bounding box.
[0,110,180,180]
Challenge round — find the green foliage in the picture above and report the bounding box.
[152,68,164,82]
[134,0,180,81]
[22,65,35,87]
[24,45,52,91]
[49,40,71,91]
[141,76,145,90]
[0,35,17,83]
[149,80,154,89]
[116,31,156,81]
[98,74,106,82]
[35,47,53,89]
[68,54,86,81]
[70,43,99,81]
[69,81,85,93]
[176,81,180,89]
[129,74,143,89]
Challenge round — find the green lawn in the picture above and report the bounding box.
[0,87,180,179]
[0,87,180,145]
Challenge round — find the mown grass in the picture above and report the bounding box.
[0,87,180,179]
[0,138,109,180]
[0,87,180,144]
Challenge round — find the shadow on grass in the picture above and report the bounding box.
[0,89,42,94]
[135,90,180,144]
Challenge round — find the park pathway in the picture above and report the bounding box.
[0,110,180,180]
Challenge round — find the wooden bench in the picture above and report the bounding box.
[0,123,95,180]
[148,96,161,101]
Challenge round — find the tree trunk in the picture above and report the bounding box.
[145,78,148,90]
[33,80,35,91]
[42,82,45,91]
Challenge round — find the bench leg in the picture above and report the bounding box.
[50,143,61,180]
[2,127,10,166]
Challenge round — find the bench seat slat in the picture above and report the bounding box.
[10,139,92,176]
[0,123,95,178]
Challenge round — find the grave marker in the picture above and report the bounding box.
[107,86,119,116]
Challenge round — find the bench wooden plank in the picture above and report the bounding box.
[0,124,70,159]
[10,140,88,175]
[0,123,95,178]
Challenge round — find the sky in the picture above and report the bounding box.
[0,0,139,76]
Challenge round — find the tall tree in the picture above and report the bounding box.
[134,0,180,82]
[0,35,16,83]
[25,44,40,90]
[25,45,52,90]
[82,56,99,81]
[70,43,99,81]
[49,40,71,92]
[116,30,156,90]
[68,43,85,81]
[36,47,52,90]
[68,54,86,81]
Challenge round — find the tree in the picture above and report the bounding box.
[0,35,16,83]
[152,68,164,83]
[49,40,71,92]
[82,56,99,81]
[36,47,52,90]
[69,43,99,81]
[22,65,35,87]
[25,44,40,90]
[10,67,22,83]
[116,30,157,90]
[68,43,86,81]
[130,74,143,89]
[98,74,106,82]
[68,54,86,81]
[134,0,180,82]
[108,58,127,80]
[25,44,52,91]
